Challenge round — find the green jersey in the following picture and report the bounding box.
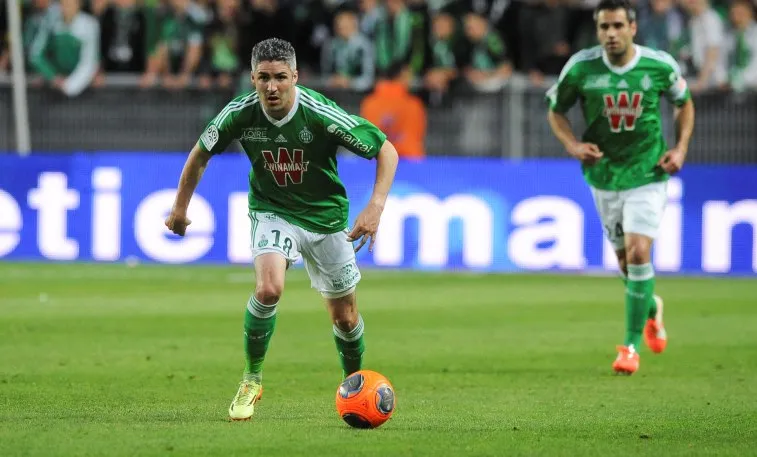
[547,45,691,190]
[198,86,387,234]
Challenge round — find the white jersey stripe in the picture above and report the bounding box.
[217,98,259,126]
[299,92,358,128]
[558,46,602,82]
[213,93,258,124]
[300,98,354,130]
[639,46,683,76]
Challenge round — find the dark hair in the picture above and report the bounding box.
[251,38,297,71]
[593,0,637,22]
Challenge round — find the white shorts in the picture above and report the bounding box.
[590,181,668,251]
[249,211,361,298]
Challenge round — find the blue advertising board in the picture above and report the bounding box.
[0,153,755,275]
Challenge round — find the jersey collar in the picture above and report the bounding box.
[262,86,301,128]
[602,44,641,75]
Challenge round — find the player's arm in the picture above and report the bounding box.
[349,140,399,253]
[166,99,241,235]
[546,65,603,165]
[659,54,695,173]
[324,108,397,252]
[165,143,212,236]
[369,140,399,209]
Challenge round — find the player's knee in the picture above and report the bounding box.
[329,296,358,331]
[625,241,651,265]
[255,282,283,306]
[333,314,359,332]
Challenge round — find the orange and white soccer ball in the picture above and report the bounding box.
[335,370,396,429]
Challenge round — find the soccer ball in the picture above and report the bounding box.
[335,370,395,429]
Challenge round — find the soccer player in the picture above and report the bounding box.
[546,0,695,374]
[164,38,399,419]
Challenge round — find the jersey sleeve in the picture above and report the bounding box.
[197,96,248,155]
[546,57,581,113]
[657,51,691,107]
[326,114,387,159]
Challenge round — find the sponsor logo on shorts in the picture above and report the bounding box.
[332,262,360,290]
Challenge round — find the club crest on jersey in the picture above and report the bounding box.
[602,91,643,132]
[262,147,309,186]
[298,127,314,144]
[641,74,653,91]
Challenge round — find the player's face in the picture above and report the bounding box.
[252,60,299,118]
[596,9,637,58]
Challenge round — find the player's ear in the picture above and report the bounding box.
[250,70,255,86]
[630,19,637,37]
[292,69,299,85]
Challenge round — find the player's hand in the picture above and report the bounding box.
[165,210,192,236]
[568,142,603,165]
[347,202,383,253]
[658,147,687,174]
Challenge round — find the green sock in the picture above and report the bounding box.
[243,295,277,382]
[625,263,655,349]
[333,314,365,378]
[621,272,657,319]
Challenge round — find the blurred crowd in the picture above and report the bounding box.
[0,0,756,96]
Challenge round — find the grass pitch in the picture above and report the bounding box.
[1,262,756,456]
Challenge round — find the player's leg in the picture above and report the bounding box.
[229,212,301,420]
[614,248,660,327]
[591,187,641,373]
[326,291,365,378]
[300,229,364,378]
[616,182,669,373]
[243,253,287,383]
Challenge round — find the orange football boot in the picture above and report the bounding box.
[644,295,667,353]
[612,345,640,375]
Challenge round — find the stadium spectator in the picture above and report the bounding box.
[360,64,427,159]
[88,0,110,17]
[423,12,461,95]
[197,0,242,89]
[517,0,571,87]
[13,0,54,78]
[458,0,516,66]
[726,0,757,91]
[638,0,686,57]
[321,8,375,91]
[236,0,296,72]
[679,0,728,91]
[358,0,382,38]
[98,0,150,74]
[374,0,424,77]
[29,0,100,97]
[461,11,512,91]
[140,0,207,90]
